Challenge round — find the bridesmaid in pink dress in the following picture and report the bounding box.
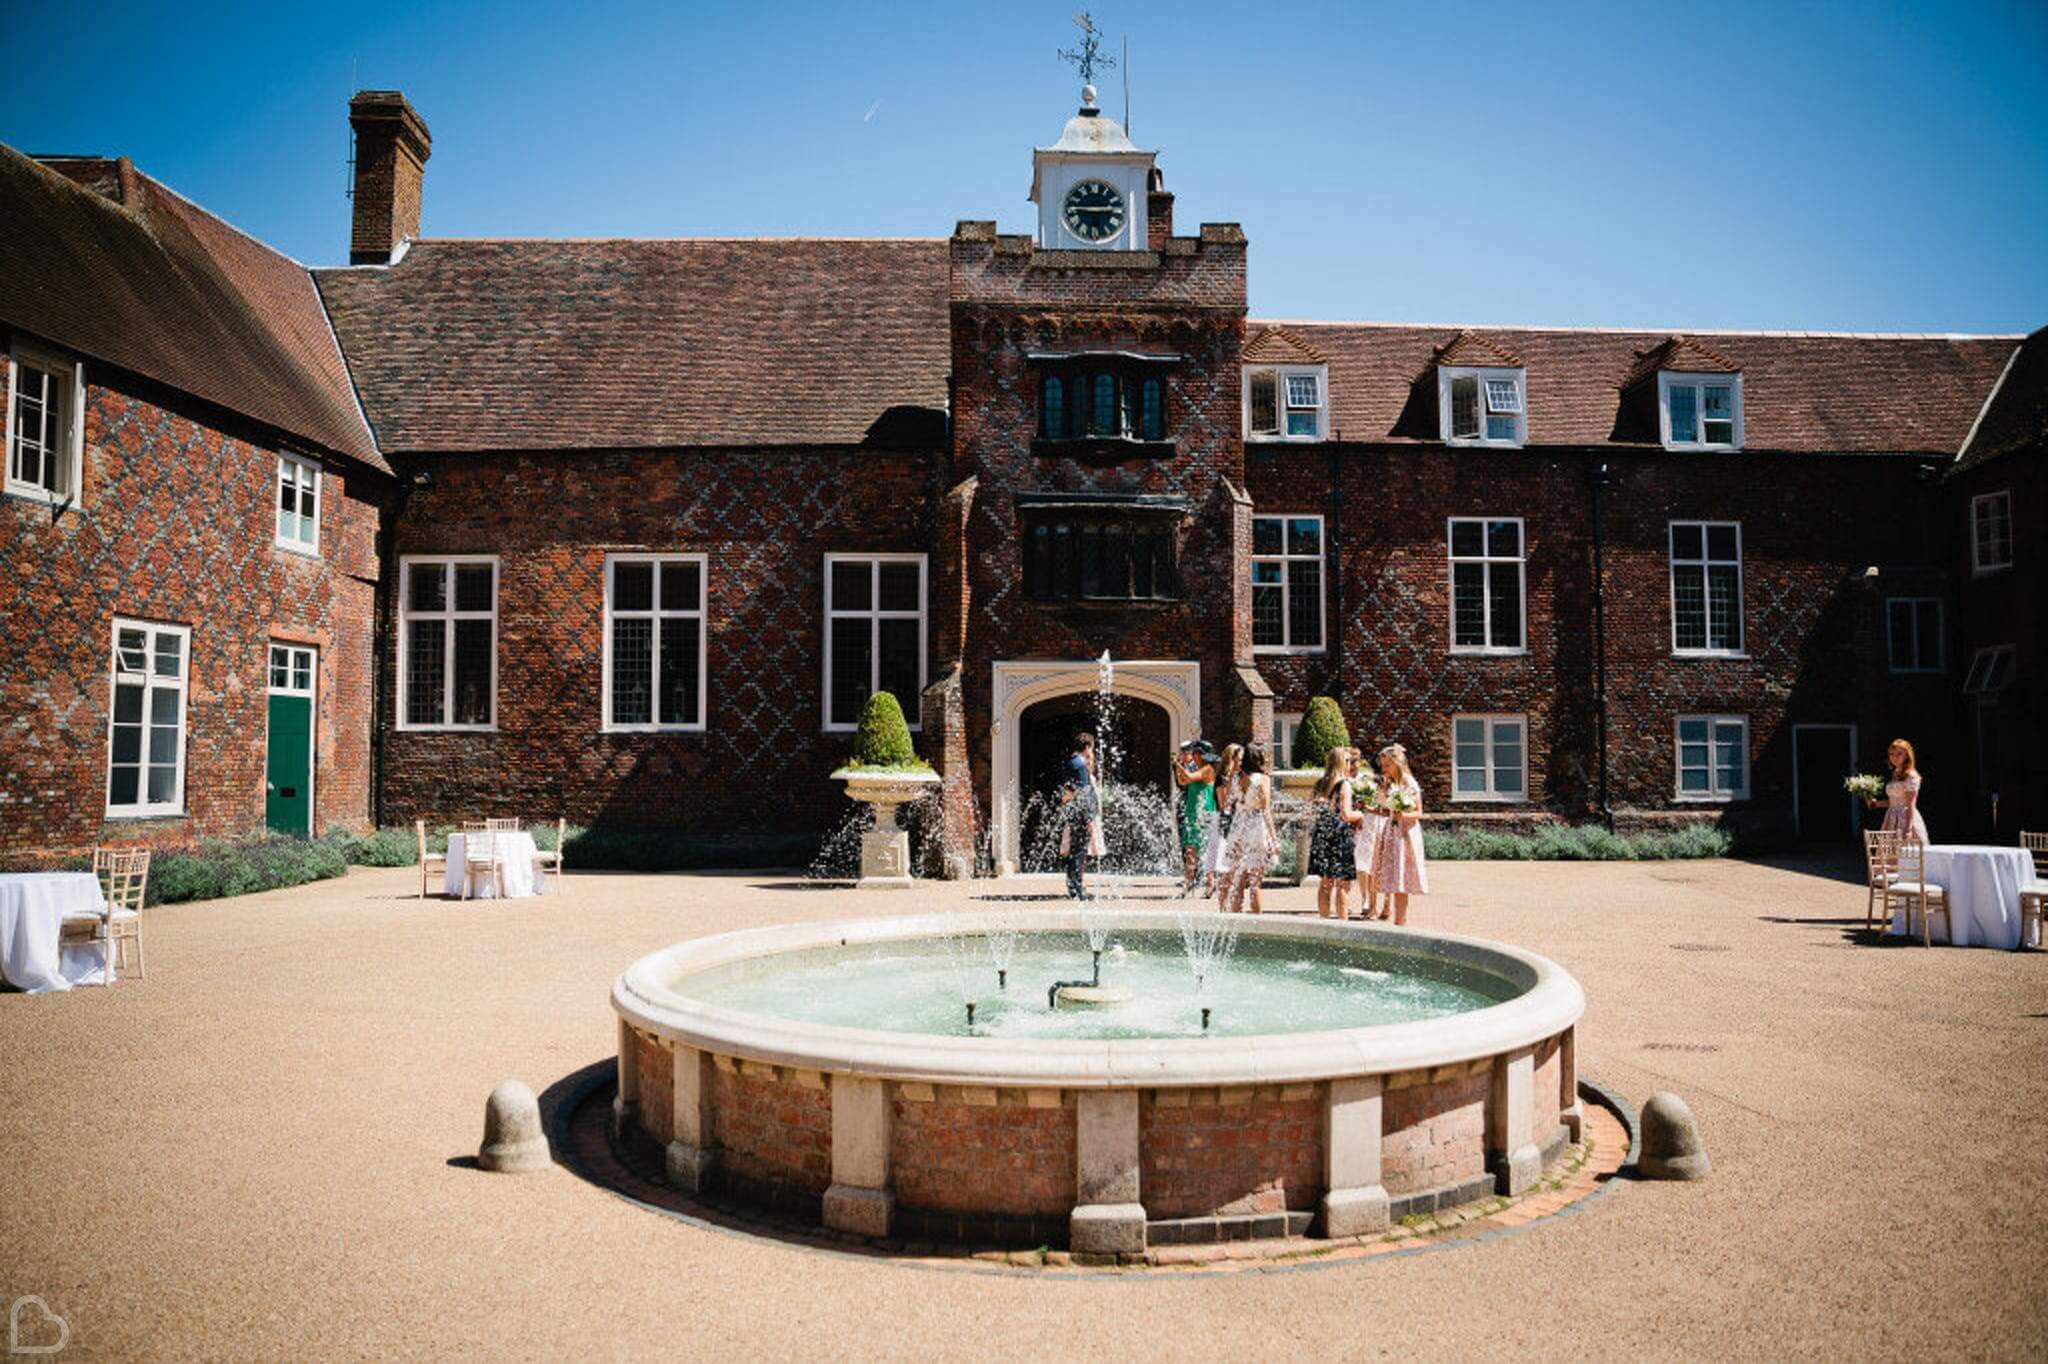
[1867,737,1929,843]
[1369,743,1429,925]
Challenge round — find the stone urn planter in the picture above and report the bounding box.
[832,768,942,889]
[1273,769,1321,886]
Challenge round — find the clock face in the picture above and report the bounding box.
[1062,179,1126,243]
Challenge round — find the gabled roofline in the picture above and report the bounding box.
[1252,317,2026,342]
[1954,340,2026,461]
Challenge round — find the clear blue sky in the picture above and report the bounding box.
[6,0,2045,333]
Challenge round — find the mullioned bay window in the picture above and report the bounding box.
[1036,363,1169,444]
[1020,494,1183,604]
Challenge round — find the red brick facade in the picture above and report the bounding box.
[707,1059,832,1194]
[890,1089,1077,1216]
[1138,1086,1322,1218]
[0,355,385,861]
[1380,1063,1491,1198]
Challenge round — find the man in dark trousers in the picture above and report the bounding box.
[1062,731,1099,899]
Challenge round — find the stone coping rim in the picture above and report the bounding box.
[612,911,1585,1088]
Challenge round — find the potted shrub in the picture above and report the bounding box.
[831,691,940,889]
[1275,695,1350,884]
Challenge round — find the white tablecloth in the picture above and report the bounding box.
[1889,845,2040,949]
[0,873,111,992]
[444,832,551,899]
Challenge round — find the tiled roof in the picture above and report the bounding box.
[1432,329,1525,371]
[1619,334,1743,389]
[0,146,385,472]
[314,238,951,453]
[1956,326,2046,472]
[1242,326,1326,365]
[1265,321,2021,453]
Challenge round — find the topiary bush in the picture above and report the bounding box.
[845,691,928,770]
[1293,696,1351,771]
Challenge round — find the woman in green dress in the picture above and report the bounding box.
[1173,740,1218,895]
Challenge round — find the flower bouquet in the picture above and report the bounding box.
[1351,774,1380,808]
[1386,787,1413,815]
[1843,774,1885,800]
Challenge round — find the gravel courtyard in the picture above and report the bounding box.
[2,856,2042,1360]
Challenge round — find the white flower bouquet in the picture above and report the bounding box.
[1351,775,1380,807]
[1843,774,1885,800]
[1386,787,1413,815]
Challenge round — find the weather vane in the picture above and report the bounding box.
[1058,11,1116,88]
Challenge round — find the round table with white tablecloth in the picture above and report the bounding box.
[1888,845,2041,949]
[0,872,112,992]
[443,832,552,899]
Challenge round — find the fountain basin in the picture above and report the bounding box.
[611,911,1586,1252]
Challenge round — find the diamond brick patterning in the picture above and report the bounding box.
[0,361,384,862]
[379,447,937,832]
[1244,440,1964,837]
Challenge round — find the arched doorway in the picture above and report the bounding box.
[1015,690,1172,873]
[990,661,1201,875]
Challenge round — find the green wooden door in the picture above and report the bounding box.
[266,644,315,837]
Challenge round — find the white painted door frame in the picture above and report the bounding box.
[989,660,1201,875]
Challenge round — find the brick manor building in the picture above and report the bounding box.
[2,88,2040,870]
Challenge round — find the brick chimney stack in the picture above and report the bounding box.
[1146,166,1174,250]
[348,90,431,265]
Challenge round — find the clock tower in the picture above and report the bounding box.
[1030,84,1155,252]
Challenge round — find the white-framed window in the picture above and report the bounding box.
[1244,365,1327,440]
[1961,644,2015,696]
[276,453,320,554]
[1885,597,1944,674]
[1451,714,1527,801]
[398,556,498,730]
[1448,517,1526,652]
[1669,521,1744,655]
[268,643,315,695]
[824,553,926,731]
[1274,712,1303,770]
[1675,714,1749,801]
[1439,367,1525,447]
[6,342,84,504]
[1971,490,2012,574]
[107,619,189,817]
[1659,372,1743,450]
[1252,515,1325,653]
[603,554,707,732]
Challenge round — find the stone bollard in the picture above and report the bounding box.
[1637,1091,1709,1180]
[478,1080,551,1173]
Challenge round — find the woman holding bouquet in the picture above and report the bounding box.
[1308,747,1361,919]
[1200,743,1245,898]
[1369,743,1429,925]
[1867,738,1929,843]
[1352,760,1386,921]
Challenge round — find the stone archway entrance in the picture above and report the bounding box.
[990,661,1200,875]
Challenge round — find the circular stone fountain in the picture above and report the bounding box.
[611,911,1585,1254]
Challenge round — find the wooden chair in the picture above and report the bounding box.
[1863,829,1903,932]
[61,847,149,980]
[417,820,448,900]
[531,818,566,893]
[462,831,505,900]
[460,820,489,833]
[484,817,522,832]
[1886,838,1949,947]
[2020,832,2047,950]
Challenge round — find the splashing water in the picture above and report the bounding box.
[1176,906,1241,993]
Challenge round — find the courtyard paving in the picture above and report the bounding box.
[2,856,2043,1359]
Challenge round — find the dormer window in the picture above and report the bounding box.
[1244,366,1325,441]
[1660,372,1742,450]
[1439,367,1525,447]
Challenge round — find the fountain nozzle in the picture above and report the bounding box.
[965,1001,976,1028]
[1091,949,1102,986]
[1201,1007,1211,1032]
[997,969,1007,990]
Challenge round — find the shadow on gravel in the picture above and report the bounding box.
[748,881,852,892]
[1732,850,1866,886]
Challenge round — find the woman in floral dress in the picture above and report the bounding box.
[1867,737,1929,843]
[1369,743,1429,925]
[1308,747,1361,919]
[1218,746,1279,915]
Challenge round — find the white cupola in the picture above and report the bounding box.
[1029,85,1156,251]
